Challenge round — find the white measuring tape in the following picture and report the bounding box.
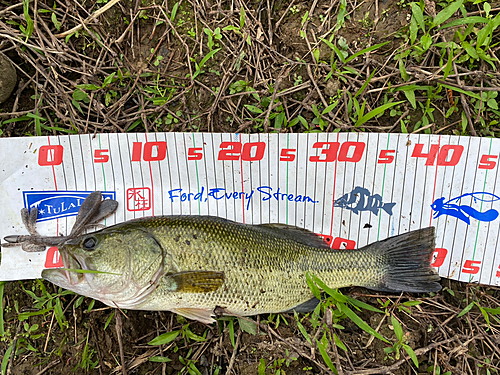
[0,133,498,286]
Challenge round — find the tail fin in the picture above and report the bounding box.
[370,227,441,293]
[382,202,397,215]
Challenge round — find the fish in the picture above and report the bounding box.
[335,186,396,216]
[6,192,441,325]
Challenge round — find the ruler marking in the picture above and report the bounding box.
[429,135,442,227]
[328,133,339,240]
[377,134,390,241]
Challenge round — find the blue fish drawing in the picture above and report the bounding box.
[335,186,396,216]
[431,192,500,225]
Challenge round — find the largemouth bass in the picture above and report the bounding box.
[5,192,441,324]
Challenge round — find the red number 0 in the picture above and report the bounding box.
[38,145,63,166]
[331,237,356,249]
[430,248,447,267]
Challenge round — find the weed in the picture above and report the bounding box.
[383,315,419,367]
[203,27,222,51]
[190,49,221,80]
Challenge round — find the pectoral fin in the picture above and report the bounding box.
[168,271,225,293]
[171,307,216,324]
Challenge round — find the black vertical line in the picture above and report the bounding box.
[447,136,471,278]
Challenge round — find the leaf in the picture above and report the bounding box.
[148,330,181,345]
[410,16,418,45]
[487,99,498,109]
[316,334,338,373]
[102,72,116,88]
[433,0,464,26]
[104,310,115,330]
[475,302,490,326]
[411,2,425,32]
[244,104,263,114]
[222,25,240,32]
[22,0,34,40]
[391,315,404,341]
[185,328,207,342]
[457,302,474,318]
[340,304,389,343]
[402,87,416,109]
[439,16,488,29]
[228,319,235,348]
[313,48,320,63]
[305,272,322,299]
[310,274,347,302]
[77,84,101,91]
[402,300,422,307]
[320,38,346,63]
[355,68,377,98]
[240,5,246,29]
[87,299,95,313]
[150,356,172,363]
[440,84,481,100]
[355,101,404,127]
[294,311,312,345]
[402,344,419,367]
[345,296,383,313]
[443,47,454,79]
[401,120,408,133]
[420,34,433,51]
[345,41,390,63]
[334,333,347,351]
[171,2,179,21]
[258,359,266,375]
[398,59,409,81]
[26,112,46,121]
[1,343,13,375]
[199,48,221,68]
[323,101,339,114]
[54,298,65,330]
[72,88,90,102]
[51,12,61,31]
[335,0,347,31]
[461,41,478,59]
[238,317,257,335]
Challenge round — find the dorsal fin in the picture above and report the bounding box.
[256,223,331,249]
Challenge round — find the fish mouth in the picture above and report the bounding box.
[42,249,91,287]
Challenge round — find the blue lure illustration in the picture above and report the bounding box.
[431,192,500,225]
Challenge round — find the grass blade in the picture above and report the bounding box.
[340,304,389,343]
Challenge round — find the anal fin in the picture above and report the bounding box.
[284,297,320,313]
[171,308,216,324]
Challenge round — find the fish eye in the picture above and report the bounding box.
[82,236,98,250]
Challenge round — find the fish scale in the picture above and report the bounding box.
[43,215,441,324]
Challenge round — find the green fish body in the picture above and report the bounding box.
[42,216,441,324]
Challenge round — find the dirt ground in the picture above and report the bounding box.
[0,0,499,374]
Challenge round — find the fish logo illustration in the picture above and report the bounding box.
[23,191,116,222]
[334,187,396,216]
[431,192,500,225]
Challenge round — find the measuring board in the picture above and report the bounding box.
[0,133,498,286]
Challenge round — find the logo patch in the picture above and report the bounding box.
[23,191,116,222]
[127,187,151,211]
